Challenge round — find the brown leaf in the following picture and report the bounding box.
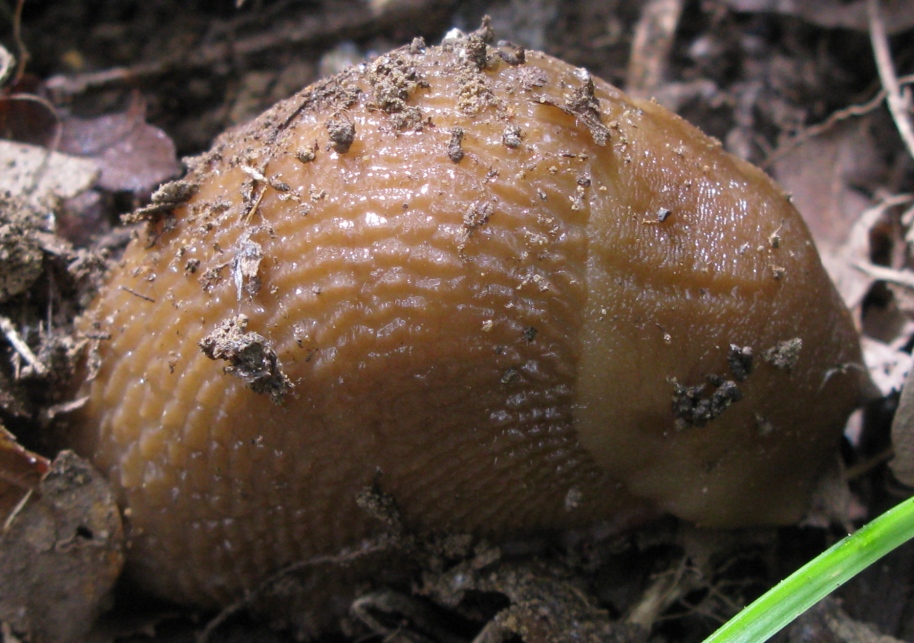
[0,423,49,520]
[58,93,181,196]
[0,450,124,643]
[0,75,59,147]
[772,117,891,310]
[891,366,914,487]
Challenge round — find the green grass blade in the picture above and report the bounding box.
[703,495,914,643]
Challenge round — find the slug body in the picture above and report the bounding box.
[71,33,864,619]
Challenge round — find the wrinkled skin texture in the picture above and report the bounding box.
[70,34,864,627]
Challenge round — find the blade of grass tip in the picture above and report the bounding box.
[703,494,914,643]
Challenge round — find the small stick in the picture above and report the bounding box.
[868,0,914,160]
[761,77,914,168]
[45,0,441,97]
[0,315,46,377]
[118,286,156,303]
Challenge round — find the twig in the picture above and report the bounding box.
[39,396,88,427]
[0,315,46,377]
[197,538,395,642]
[868,0,914,160]
[11,0,28,85]
[853,261,914,291]
[118,286,156,303]
[762,76,914,168]
[626,0,686,98]
[45,0,442,97]
[2,488,33,533]
[627,556,700,628]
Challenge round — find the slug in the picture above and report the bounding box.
[69,26,865,629]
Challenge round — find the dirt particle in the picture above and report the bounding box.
[326,114,355,153]
[305,185,326,202]
[448,127,465,163]
[519,66,548,90]
[199,314,292,404]
[285,71,362,129]
[199,263,227,292]
[564,487,582,512]
[727,344,754,381]
[768,227,782,248]
[232,233,264,300]
[463,201,494,233]
[763,338,802,371]
[355,485,403,536]
[296,141,318,164]
[409,37,426,55]
[239,177,260,220]
[563,73,610,146]
[470,14,496,44]
[671,377,743,428]
[368,51,426,129]
[523,327,537,342]
[389,106,424,132]
[570,185,586,211]
[503,124,522,148]
[495,42,525,65]
[644,207,672,224]
[501,367,520,385]
[0,196,45,302]
[124,179,198,224]
[449,27,500,116]
[463,34,489,70]
[456,69,496,116]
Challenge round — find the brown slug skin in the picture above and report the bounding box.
[71,31,864,615]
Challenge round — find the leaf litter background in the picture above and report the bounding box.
[1,0,914,641]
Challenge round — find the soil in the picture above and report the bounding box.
[1,1,913,642]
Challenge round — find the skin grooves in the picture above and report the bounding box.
[68,35,864,629]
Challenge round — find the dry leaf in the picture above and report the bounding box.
[891,367,914,487]
[0,450,124,643]
[771,118,889,310]
[862,336,912,398]
[0,424,49,521]
[0,75,59,148]
[58,94,181,196]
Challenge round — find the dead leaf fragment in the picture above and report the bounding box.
[891,367,914,487]
[863,336,912,398]
[771,118,890,309]
[58,95,181,196]
[0,424,49,521]
[0,450,124,643]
